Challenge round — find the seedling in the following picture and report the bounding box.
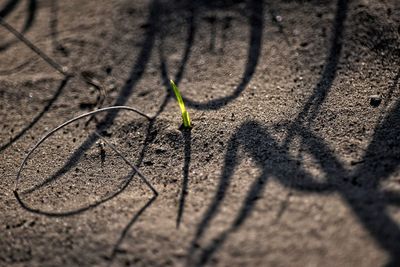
[170,80,192,129]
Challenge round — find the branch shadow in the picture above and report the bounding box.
[0,75,71,153]
[107,195,157,266]
[15,171,158,266]
[158,0,264,111]
[298,99,400,267]
[188,95,400,266]
[187,0,400,266]
[187,120,332,266]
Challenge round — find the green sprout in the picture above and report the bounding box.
[170,79,191,128]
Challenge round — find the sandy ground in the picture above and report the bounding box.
[1,0,400,266]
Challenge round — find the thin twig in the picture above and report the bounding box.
[0,16,70,76]
[15,106,153,193]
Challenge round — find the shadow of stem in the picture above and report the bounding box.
[177,129,192,228]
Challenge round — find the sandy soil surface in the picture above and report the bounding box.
[1,0,400,266]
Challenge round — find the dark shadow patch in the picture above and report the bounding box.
[176,129,192,228]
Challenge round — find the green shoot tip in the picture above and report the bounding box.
[170,80,191,129]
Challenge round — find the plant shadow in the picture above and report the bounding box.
[176,128,192,228]
[187,0,400,266]
[188,98,400,266]
[158,0,264,110]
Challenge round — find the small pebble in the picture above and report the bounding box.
[369,95,381,107]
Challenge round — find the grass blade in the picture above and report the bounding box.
[170,80,191,128]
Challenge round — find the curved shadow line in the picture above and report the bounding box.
[298,108,400,266]
[211,110,400,266]
[176,0,264,111]
[0,75,70,153]
[187,120,334,265]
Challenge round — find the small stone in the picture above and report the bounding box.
[61,66,70,74]
[369,95,381,107]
